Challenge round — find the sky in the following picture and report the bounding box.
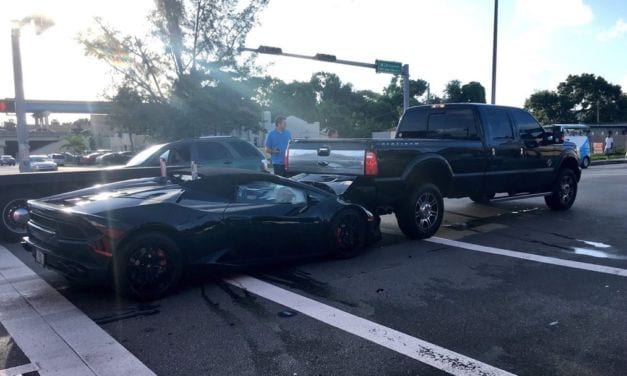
[1,0,626,124]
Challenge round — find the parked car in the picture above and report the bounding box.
[0,155,16,166]
[22,168,380,300]
[29,155,58,171]
[48,153,65,166]
[545,124,591,168]
[80,152,103,165]
[96,152,133,166]
[126,136,268,172]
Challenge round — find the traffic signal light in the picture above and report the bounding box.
[314,53,336,62]
[0,99,15,113]
[257,45,282,54]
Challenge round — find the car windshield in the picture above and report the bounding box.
[125,144,165,166]
[30,156,48,162]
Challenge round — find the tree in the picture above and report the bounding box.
[79,0,268,138]
[60,134,87,154]
[444,80,463,102]
[444,80,486,103]
[525,90,575,124]
[461,81,486,103]
[526,74,627,124]
[557,73,626,123]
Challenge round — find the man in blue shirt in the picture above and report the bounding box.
[265,116,291,176]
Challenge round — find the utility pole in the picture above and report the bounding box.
[401,64,410,112]
[242,46,410,112]
[491,0,498,104]
[11,26,30,172]
[11,16,54,173]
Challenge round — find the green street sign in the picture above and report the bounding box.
[375,59,402,74]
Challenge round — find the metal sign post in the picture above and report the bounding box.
[243,46,410,112]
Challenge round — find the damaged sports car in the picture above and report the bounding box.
[22,168,380,300]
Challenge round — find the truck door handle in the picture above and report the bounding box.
[318,147,330,157]
[318,161,329,166]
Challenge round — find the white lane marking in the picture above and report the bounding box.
[428,237,627,277]
[0,363,39,376]
[226,275,515,376]
[0,246,155,376]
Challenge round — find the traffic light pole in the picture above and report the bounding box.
[11,27,31,172]
[242,46,410,113]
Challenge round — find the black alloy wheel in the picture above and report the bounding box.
[329,208,367,259]
[114,232,184,300]
[544,168,577,211]
[396,183,444,239]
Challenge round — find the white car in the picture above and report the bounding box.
[29,155,58,171]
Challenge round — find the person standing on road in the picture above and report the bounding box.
[327,128,339,138]
[604,131,614,158]
[265,116,291,177]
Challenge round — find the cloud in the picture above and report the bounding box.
[515,0,593,28]
[597,19,627,42]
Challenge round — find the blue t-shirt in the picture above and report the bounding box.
[265,129,292,165]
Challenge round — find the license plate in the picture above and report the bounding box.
[35,250,45,266]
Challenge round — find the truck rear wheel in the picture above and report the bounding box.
[395,183,444,239]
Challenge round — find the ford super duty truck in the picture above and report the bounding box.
[287,103,581,240]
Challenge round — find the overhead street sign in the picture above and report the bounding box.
[375,60,402,74]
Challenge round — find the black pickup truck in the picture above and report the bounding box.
[288,103,581,239]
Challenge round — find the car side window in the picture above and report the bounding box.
[236,181,306,205]
[484,108,514,142]
[512,109,544,140]
[196,142,232,162]
[229,140,263,158]
[168,146,191,164]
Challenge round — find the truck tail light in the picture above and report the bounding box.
[365,151,378,176]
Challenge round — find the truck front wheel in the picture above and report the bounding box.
[395,183,444,239]
[544,168,577,211]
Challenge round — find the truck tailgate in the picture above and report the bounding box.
[288,139,370,175]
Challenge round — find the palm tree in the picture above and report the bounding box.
[60,134,87,155]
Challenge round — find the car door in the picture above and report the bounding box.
[223,180,323,263]
[175,181,232,264]
[481,107,523,193]
[511,109,558,191]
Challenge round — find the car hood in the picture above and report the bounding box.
[33,177,184,213]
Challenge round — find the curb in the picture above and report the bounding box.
[590,158,627,166]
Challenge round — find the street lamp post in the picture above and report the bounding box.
[11,16,54,172]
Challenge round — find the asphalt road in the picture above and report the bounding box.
[1,163,626,376]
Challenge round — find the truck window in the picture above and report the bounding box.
[397,107,478,140]
[397,109,429,137]
[484,108,514,141]
[427,109,479,140]
[512,109,544,140]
